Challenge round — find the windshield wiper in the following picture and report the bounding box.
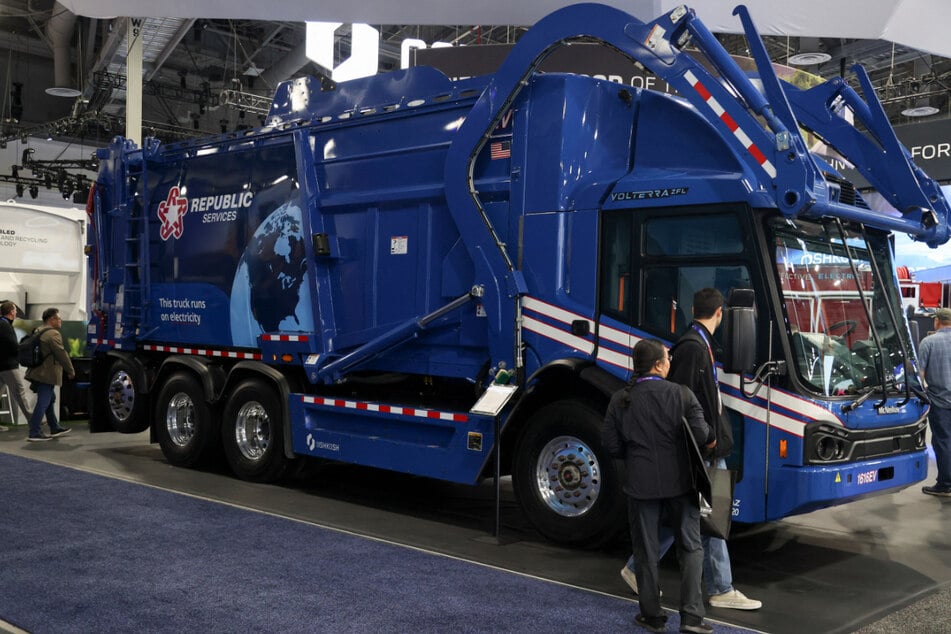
[834,218,890,408]
[859,224,914,406]
[841,384,878,413]
[841,374,926,413]
[910,384,931,406]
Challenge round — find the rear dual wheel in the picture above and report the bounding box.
[155,372,219,468]
[221,379,293,482]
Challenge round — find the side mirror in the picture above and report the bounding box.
[720,288,756,374]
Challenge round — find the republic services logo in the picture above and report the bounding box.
[158,186,188,240]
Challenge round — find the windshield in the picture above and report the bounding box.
[770,218,918,397]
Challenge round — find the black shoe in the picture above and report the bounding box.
[27,434,53,442]
[49,427,71,438]
[922,485,951,497]
[635,613,668,633]
[680,621,714,634]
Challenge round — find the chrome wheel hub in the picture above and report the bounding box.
[234,400,270,460]
[165,392,196,447]
[107,370,135,422]
[534,435,601,517]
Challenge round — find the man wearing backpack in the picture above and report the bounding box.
[0,301,32,430]
[24,307,74,442]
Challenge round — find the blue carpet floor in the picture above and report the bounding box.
[0,453,757,633]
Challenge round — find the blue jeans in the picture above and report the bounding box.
[28,383,59,438]
[929,405,951,488]
[626,458,734,596]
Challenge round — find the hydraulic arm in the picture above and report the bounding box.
[444,3,950,372]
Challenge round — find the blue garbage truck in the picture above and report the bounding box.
[86,3,950,545]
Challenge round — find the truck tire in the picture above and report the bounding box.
[155,372,219,468]
[221,379,292,482]
[104,358,149,434]
[512,399,625,547]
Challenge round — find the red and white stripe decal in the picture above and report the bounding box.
[143,344,261,360]
[301,395,468,423]
[89,338,117,347]
[522,297,630,371]
[261,334,310,342]
[520,296,841,435]
[522,297,596,355]
[683,70,776,178]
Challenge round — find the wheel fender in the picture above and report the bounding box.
[157,355,226,404]
[504,358,625,437]
[99,351,150,393]
[223,361,296,460]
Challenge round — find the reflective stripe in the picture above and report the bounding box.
[142,344,261,360]
[261,334,310,342]
[301,395,468,422]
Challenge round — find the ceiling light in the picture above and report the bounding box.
[45,86,82,98]
[901,105,940,117]
[788,52,832,66]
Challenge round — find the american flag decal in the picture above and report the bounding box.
[490,140,511,160]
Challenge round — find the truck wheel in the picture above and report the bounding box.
[155,372,218,468]
[221,379,292,482]
[512,399,625,547]
[105,359,149,433]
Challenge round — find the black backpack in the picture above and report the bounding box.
[18,327,50,368]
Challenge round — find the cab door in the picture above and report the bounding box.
[598,204,771,522]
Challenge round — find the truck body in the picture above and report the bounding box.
[87,3,950,545]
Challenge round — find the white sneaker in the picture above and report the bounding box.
[620,565,638,595]
[708,588,762,610]
[620,566,662,597]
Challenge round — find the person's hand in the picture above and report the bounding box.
[705,439,717,449]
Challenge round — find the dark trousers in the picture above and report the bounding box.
[28,383,58,438]
[930,405,951,488]
[628,493,705,625]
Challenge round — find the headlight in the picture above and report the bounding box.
[815,435,845,461]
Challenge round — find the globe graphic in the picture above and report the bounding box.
[230,200,314,347]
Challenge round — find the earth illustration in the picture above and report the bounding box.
[230,200,314,347]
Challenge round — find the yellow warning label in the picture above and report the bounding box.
[835,472,842,483]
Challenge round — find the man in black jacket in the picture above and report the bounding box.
[668,288,760,611]
[621,288,761,611]
[604,338,715,634]
[0,301,32,428]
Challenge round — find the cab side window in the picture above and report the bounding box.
[641,212,748,338]
[600,212,634,322]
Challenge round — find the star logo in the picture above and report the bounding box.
[158,186,189,240]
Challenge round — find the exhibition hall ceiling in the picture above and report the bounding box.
[2,0,951,147]
[57,0,951,59]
